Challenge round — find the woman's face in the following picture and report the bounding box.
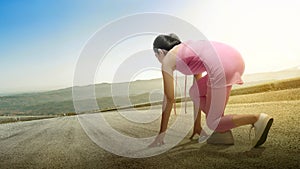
[153,48,166,64]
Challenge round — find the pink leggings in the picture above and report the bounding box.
[189,75,236,132]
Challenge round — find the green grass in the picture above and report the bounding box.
[0,77,299,118]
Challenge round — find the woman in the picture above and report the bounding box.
[149,33,273,148]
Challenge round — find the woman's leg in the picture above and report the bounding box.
[232,114,259,127]
[189,76,261,139]
[204,85,259,132]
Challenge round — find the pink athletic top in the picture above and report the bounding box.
[176,40,245,88]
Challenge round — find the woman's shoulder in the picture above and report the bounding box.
[180,40,234,51]
[162,46,178,71]
[178,40,209,54]
[180,40,214,47]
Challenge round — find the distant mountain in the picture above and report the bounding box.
[0,66,299,116]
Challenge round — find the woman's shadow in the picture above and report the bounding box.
[168,139,266,159]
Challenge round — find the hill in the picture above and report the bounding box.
[0,67,299,116]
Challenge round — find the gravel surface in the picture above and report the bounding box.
[0,89,299,169]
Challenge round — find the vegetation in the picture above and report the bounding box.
[0,77,299,119]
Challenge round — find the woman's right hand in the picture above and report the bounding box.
[148,132,166,148]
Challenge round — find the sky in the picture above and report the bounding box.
[0,0,300,94]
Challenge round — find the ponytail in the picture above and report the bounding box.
[153,33,181,51]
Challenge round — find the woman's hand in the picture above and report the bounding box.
[189,127,207,140]
[148,132,166,148]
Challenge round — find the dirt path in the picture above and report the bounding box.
[0,90,299,169]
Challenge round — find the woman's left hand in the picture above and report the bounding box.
[148,132,166,148]
[190,128,208,140]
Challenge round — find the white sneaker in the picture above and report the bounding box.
[252,113,273,148]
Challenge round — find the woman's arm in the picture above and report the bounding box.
[148,65,174,147]
[159,68,175,134]
[149,47,177,147]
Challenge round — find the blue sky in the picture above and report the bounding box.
[0,0,175,93]
[1,0,300,94]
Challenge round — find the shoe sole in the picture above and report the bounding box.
[254,118,273,148]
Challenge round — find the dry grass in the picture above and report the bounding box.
[2,77,299,124]
[229,88,300,104]
[0,115,56,124]
[1,77,299,169]
[230,77,300,95]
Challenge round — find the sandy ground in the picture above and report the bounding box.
[0,88,299,169]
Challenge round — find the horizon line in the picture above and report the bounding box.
[1,67,300,96]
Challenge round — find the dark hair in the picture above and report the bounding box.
[153,34,181,51]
